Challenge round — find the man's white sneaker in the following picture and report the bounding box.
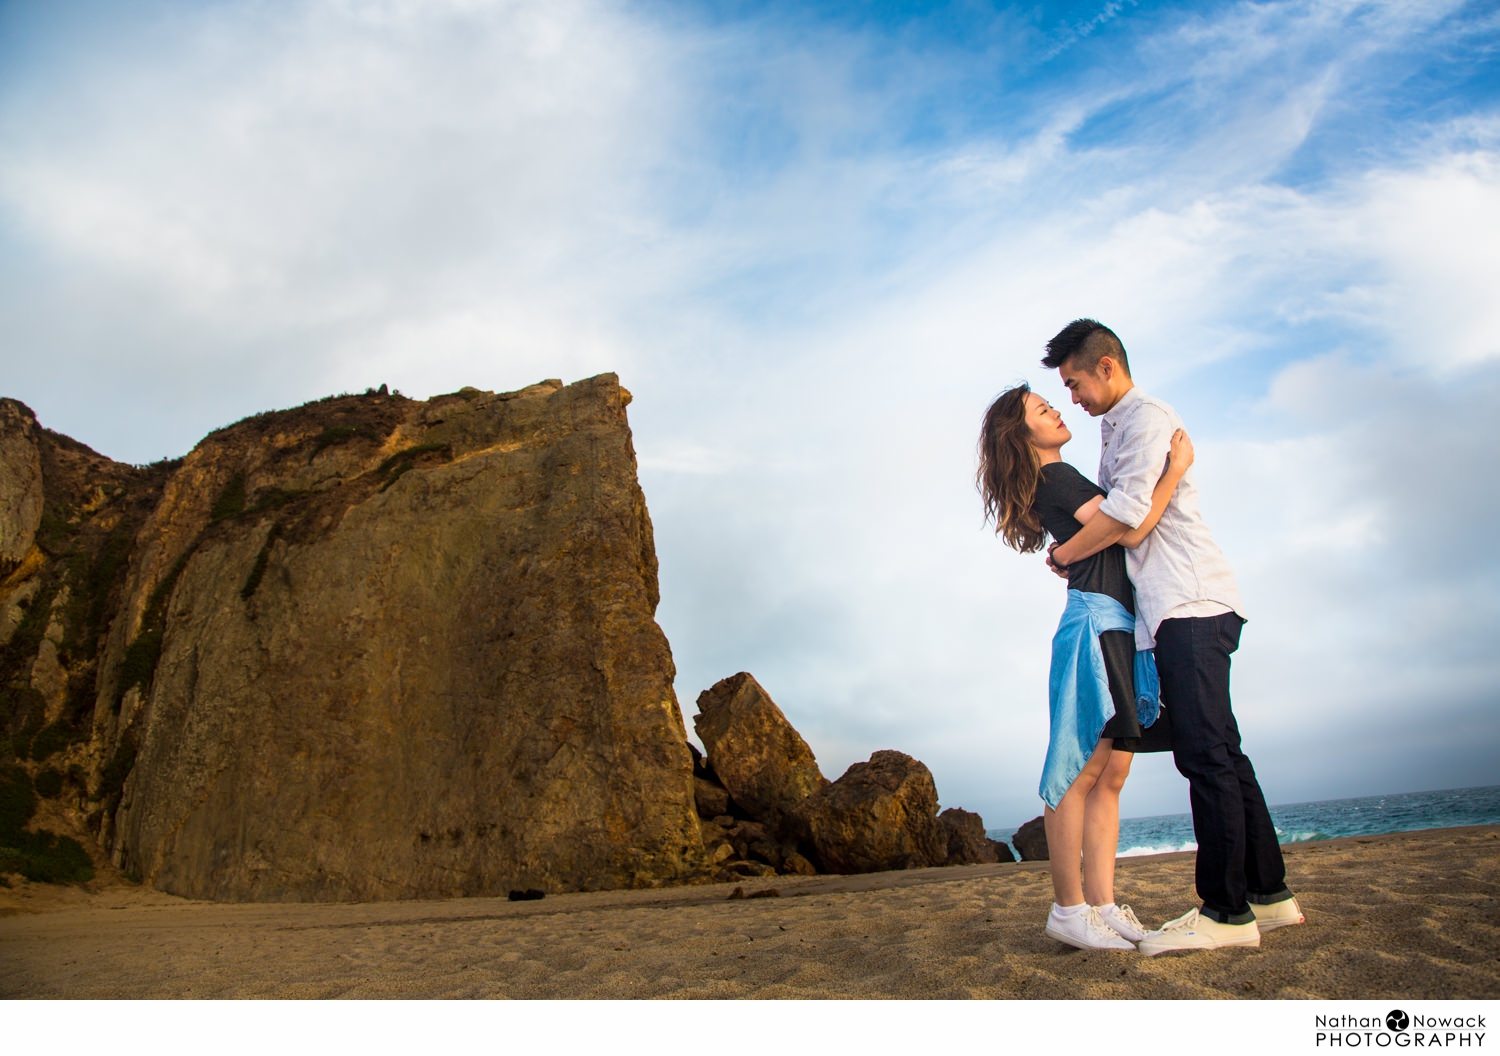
[1045,906,1137,951]
[1137,908,1260,956]
[1096,903,1149,943]
[1251,896,1305,932]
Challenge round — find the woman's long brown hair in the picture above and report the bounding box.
[977,384,1046,553]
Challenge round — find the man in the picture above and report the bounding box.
[1043,318,1303,955]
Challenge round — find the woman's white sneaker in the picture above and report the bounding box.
[1045,905,1137,950]
[1137,907,1260,956]
[1250,896,1305,931]
[1096,902,1149,942]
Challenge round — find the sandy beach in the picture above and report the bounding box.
[2,824,1496,1000]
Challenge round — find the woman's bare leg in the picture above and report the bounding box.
[1082,747,1133,905]
[1043,740,1113,907]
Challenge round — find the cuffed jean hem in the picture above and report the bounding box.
[1200,904,1257,926]
[1246,887,1295,905]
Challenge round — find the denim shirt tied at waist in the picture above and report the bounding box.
[1039,589,1162,809]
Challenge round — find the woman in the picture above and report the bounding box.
[978,384,1192,951]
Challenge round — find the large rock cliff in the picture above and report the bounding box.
[1,376,705,899]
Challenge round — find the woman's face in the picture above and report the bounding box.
[1025,391,1070,451]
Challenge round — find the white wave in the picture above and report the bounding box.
[1277,829,1328,843]
[1118,840,1198,858]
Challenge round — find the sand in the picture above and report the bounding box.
[1,825,1496,999]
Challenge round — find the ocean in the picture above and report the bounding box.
[987,784,1500,859]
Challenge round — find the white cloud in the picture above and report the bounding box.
[1352,154,1500,367]
[0,0,683,451]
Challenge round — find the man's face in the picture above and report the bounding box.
[1058,358,1116,417]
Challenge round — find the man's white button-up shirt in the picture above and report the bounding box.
[1096,386,1245,649]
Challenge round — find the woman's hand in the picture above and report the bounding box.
[1169,428,1193,473]
[1119,428,1194,549]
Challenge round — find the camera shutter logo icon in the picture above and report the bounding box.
[1386,1011,1410,1031]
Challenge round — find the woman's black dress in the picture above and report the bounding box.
[1034,462,1173,753]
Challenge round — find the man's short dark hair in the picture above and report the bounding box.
[1042,318,1131,377]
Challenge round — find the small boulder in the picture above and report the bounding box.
[727,886,781,900]
[1012,815,1049,861]
[693,673,828,835]
[938,807,1000,865]
[779,851,817,876]
[727,819,769,855]
[790,750,945,873]
[747,836,790,870]
[693,776,731,820]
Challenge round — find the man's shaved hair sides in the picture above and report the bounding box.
[1041,318,1132,377]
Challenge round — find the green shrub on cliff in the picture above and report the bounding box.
[117,628,163,703]
[2,686,48,759]
[28,721,75,762]
[1,684,47,723]
[377,443,453,491]
[0,581,59,686]
[33,510,73,555]
[97,739,137,815]
[312,424,360,455]
[241,527,281,602]
[115,552,192,708]
[0,764,35,841]
[247,487,307,514]
[61,672,97,728]
[210,472,247,522]
[0,764,95,885]
[33,768,63,799]
[0,830,94,883]
[62,522,135,661]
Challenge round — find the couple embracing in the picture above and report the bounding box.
[978,319,1304,956]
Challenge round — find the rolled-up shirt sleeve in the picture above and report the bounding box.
[1097,405,1173,529]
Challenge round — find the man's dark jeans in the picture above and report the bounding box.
[1155,611,1292,923]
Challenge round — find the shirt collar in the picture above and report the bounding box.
[1102,385,1142,429]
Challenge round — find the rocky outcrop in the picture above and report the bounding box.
[789,750,946,873]
[699,813,801,878]
[0,401,44,576]
[693,672,828,836]
[1012,816,1049,861]
[3,376,1018,899]
[938,807,1013,865]
[1,399,167,884]
[688,675,1016,878]
[1,377,706,899]
[693,775,731,820]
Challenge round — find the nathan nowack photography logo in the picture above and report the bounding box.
[1315,1009,1487,1048]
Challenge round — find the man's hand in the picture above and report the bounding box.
[1046,543,1069,579]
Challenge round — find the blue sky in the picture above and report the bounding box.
[2,0,1498,828]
